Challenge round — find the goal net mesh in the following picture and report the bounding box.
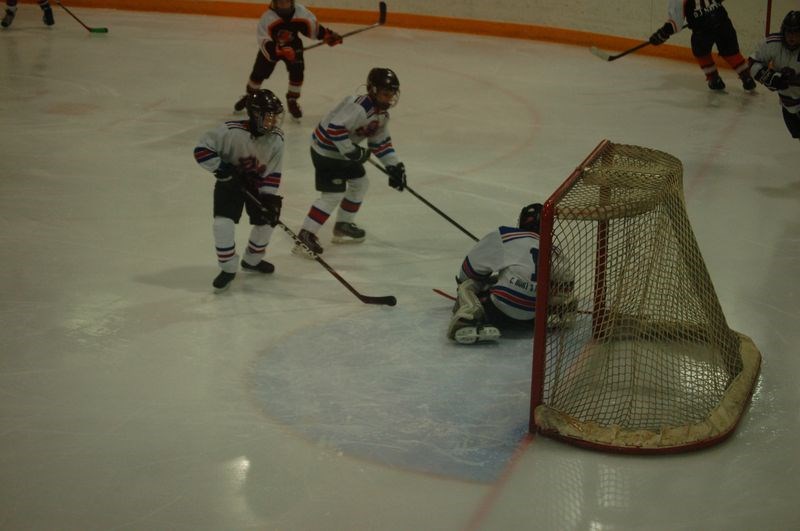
[530,141,761,452]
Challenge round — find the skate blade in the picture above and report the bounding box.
[331,235,365,244]
[454,326,501,344]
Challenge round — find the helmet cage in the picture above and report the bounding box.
[367,67,400,110]
[246,90,285,136]
[518,203,543,233]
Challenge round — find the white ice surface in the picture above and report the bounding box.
[1,8,799,531]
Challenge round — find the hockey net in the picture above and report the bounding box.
[529,140,761,453]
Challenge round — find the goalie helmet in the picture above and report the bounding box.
[246,89,284,137]
[782,11,800,49]
[518,203,543,233]
[270,0,295,20]
[367,67,400,110]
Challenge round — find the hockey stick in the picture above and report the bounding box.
[55,0,108,33]
[433,288,456,301]
[240,188,397,306]
[366,158,479,242]
[304,1,386,51]
[590,41,650,62]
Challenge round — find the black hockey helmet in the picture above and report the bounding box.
[246,89,284,137]
[519,203,543,232]
[367,67,400,110]
[782,11,800,49]
[270,0,295,20]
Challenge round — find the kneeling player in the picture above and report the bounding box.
[447,204,575,344]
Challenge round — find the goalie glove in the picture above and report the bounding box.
[756,68,789,91]
[649,23,674,46]
[386,163,407,192]
[345,145,371,163]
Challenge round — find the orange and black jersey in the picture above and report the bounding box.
[256,3,332,57]
[664,0,729,33]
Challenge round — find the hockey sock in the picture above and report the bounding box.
[335,177,368,224]
[243,225,273,265]
[720,53,750,76]
[695,55,719,80]
[301,192,341,232]
[213,217,238,273]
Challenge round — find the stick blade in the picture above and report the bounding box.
[90,27,108,33]
[589,46,612,61]
[361,295,396,306]
[378,1,387,25]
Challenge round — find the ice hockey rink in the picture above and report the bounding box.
[1,7,799,531]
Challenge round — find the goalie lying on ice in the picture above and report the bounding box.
[447,203,576,344]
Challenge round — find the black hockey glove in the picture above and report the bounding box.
[214,161,237,182]
[649,23,673,46]
[756,68,789,91]
[387,163,407,191]
[254,194,282,226]
[346,145,371,164]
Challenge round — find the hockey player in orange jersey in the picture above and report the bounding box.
[649,0,755,91]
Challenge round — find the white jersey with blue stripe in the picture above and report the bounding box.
[458,226,541,321]
[750,34,800,113]
[193,120,284,194]
[310,94,400,167]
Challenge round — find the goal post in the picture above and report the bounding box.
[529,140,761,453]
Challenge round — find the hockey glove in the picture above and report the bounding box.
[276,45,296,62]
[322,28,343,46]
[346,146,371,164]
[254,194,282,227]
[756,68,789,91]
[214,161,237,182]
[387,163,407,192]
[649,23,673,46]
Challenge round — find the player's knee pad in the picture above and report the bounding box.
[213,216,236,245]
[318,192,345,212]
[346,176,369,200]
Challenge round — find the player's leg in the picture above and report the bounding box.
[715,20,755,91]
[332,177,369,244]
[781,108,800,140]
[447,279,501,344]
[241,209,276,273]
[2,0,17,28]
[293,151,348,257]
[234,52,277,112]
[38,0,53,25]
[691,32,724,90]
[285,52,305,119]
[211,182,245,290]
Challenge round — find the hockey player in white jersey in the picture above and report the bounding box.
[293,67,407,257]
[447,204,575,344]
[233,0,343,119]
[194,89,285,291]
[749,11,800,140]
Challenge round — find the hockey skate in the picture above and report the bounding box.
[286,97,302,120]
[1,9,15,28]
[241,259,275,274]
[332,222,366,244]
[292,229,323,258]
[452,324,501,345]
[741,75,756,91]
[42,5,54,26]
[213,271,236,291]
[707,74,725,91]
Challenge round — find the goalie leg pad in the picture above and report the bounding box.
[448,279,494,341]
